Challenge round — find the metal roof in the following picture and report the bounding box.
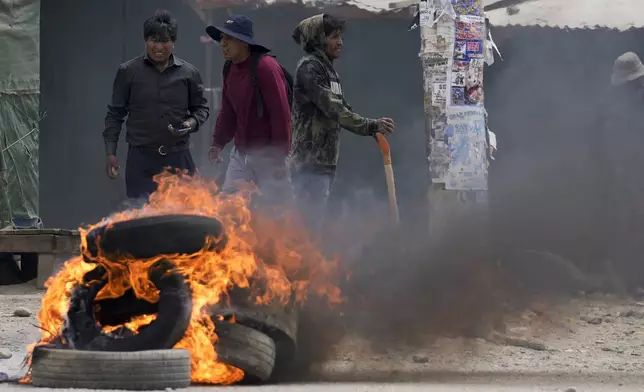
[486,0,644,31]
[192,0,644,29]
[195,0,395,12]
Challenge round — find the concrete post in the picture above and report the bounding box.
[417,0,489,243]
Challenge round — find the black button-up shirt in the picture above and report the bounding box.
[103,54,209,155]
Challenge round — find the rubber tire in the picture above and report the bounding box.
[31,346,191,390]
[211,284,298,370]
[87,259,158,326]
[65,261,192,351]
[84,214,227,262]
[94,287,159,327]
[212,305,297,368]
[214,321,276,382]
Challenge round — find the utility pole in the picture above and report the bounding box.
[415,0,490,244]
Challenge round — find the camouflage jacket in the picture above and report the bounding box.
[289,14,378,173]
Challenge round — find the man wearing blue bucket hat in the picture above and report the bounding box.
[206,15,293,208]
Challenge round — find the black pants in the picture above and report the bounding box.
[125,145,196,200]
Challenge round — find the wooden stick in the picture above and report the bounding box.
[374,133,400,226]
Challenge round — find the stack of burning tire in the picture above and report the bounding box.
[30,214,298,389]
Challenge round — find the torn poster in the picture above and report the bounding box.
[444,106,488,190]
[429,140,451,182]
[420,21,455,59]
[419,0,432,27]
[487,128,497,160]
[483,14,502,65]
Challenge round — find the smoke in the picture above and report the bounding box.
[280,81,644,380]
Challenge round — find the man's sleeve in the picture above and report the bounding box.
[212,78,236,149]
[103,65,130,156]
[297,59,378,136]
[256,57,291,155]
[188,68,210,132]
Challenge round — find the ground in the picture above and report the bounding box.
[1,282,644,391]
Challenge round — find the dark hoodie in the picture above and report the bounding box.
[289,14,378,174]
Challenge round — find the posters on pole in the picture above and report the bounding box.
[429,140,451,182]
[456,15,484,40]
[444,106,488,190]
[422,0,489,188]
[420,20,455,59]
[450,14,485,106]
[420,49,452,183]
[419,0,432,27]
[421,53,449,114]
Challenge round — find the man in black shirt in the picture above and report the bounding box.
[103,10,209,200]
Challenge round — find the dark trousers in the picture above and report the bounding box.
[125,145,196,200]
[289,169,335,236]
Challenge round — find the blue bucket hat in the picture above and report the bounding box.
[206,15,270,53]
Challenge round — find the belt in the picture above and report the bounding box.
[136,143,190,156]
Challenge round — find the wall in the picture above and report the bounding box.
[40,1,425,230]
[41,0,207,227]
[485,25,644,266]
[40,1,644,268]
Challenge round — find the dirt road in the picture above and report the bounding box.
[2,282,644,389]
[0,381,642,391]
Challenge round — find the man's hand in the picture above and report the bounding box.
[168,118,197,137]
[377,117,395,136]
[208,146,223,164]
[106,155,119,179]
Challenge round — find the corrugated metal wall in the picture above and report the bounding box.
[40,2,425,230]
[40,0,208,227]
[486,25,644,269]
[40,1,644,270]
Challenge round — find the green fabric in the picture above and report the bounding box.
[0,0,40,226]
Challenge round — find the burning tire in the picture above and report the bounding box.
[212,303,298,371]
[83,214,227,262]
[30,346,191,390]
[214,321,277,382]
[65,260,192,351]
[209,279,299,380]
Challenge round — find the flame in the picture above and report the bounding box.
[33,171,343,385]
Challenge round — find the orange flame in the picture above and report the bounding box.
[33,171,343,385]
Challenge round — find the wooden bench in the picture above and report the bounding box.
[0,229,81,289]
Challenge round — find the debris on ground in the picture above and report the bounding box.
[3,285,644,380]
[621,310,644,319]
[314,293,644,376]
[412,354,429,364]
[490,332,549,351]
[581,315,603,325]
[0,349,12,359]
[12,307,31,317]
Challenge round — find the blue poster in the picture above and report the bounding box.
[444,107,488,190]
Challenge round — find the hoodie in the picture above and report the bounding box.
[289,14,378,174]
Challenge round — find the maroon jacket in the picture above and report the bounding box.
[212,55,291,155]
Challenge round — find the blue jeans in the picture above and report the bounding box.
[222,147,293,214]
